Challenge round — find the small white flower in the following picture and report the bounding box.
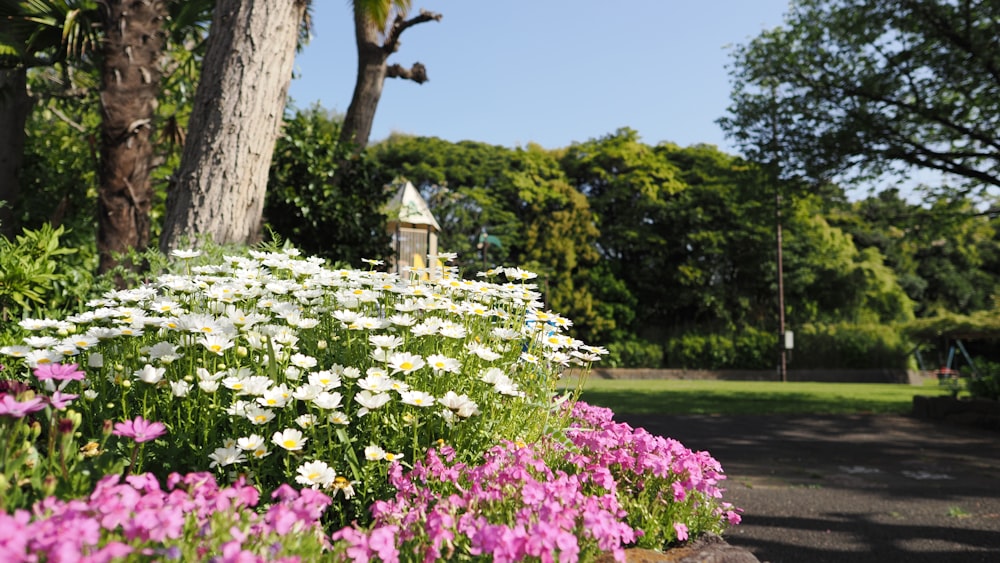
[327,411,350,425]
[308,370,341,389]
[245,405,275,425]
[439,391,480,418]
[295,413,317,428]
[208,446,246,468]
[272,428,307,451]
[171,248,202,259]
[87,352,104,368]
[399,390,436,408]
[134,364,165,384]
[312,391,344,410]
[257,385,290,408]
[200,333,234,356]
[364,445,386,461]
[198,380,220,393]
[426,354,461,374]
[358,373,393,392]
[169,380,192,397]
[237,434,266,451]
[354,390,392,413]
[296,460,337,489]
[387,352,425,375]
[368,334,404,349]
[290,353,317,369]
[292,383,322,402]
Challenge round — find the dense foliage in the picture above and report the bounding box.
[720,0,1000,193]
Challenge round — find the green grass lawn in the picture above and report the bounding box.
[569,378,955,416]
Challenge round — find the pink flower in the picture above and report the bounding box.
[47,391,78,410]
[112,416,167,443]
[33,363,85,382]
[0,394,46,418]
[674,522,689,542]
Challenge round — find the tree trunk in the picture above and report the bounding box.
[0,67,32,238]
[159,0,307,254]
[96,0,167,274]
[339,7,390,151]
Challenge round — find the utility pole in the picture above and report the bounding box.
[776,190,787,383]
[768,82,788,383]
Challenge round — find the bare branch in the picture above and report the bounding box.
[383,9,441,55]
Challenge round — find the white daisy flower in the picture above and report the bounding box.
[198,380,220,393]
[208,446,246,468]
[369,334,404,349]
[399,390,436,408]
[439,391,480,418]
[171,248,202,259]
[24,349,64,367]
[387,352,425,375]
[364,445,386,461]
[426,354,461,374]
[170,380,192,397]
[354,390,392,416]
[308,370,341,389]
[272,428,307,451]
[237,434,266,451]
[245,405,275,425]
[312,391,344,410]
[327,411,350,425]
[290,353,317,369]
[296,460,337,489]
[200,333,234,356]
[134,364,165,384]
[296,413,318,428]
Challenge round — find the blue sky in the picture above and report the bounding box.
[288,0,791,154]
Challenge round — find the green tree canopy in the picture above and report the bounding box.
[721,0,1000,193]
[372,135,609,341]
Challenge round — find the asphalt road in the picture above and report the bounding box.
[615,413,1000,563]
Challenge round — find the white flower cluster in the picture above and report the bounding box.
[2,248,607,491]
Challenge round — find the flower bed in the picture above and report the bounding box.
[0,248,739,560]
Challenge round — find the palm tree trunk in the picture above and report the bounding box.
[0,67,31,238]
[339,6,390,151]
[96,0,167,275]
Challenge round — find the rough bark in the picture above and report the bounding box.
[0,67,31,238]
[339,8,441,151]
[97,0,167,274]
[159,0,307,253]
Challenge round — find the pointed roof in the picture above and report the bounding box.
[385,181,441,231]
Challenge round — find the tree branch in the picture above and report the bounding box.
[383,9,441,55]
[386,62,428,84]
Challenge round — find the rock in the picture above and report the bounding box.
[595,535,760,563]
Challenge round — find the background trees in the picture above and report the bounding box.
[720,0,1000,193]
[6,0,1000,370]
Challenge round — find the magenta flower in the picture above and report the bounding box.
[47,391,78,410]
[112,416,167,443]
[33,362,85,382]
[0,393,46,418]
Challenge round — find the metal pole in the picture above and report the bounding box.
[776,190,787,382]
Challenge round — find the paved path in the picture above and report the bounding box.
[615,414,1000,563]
